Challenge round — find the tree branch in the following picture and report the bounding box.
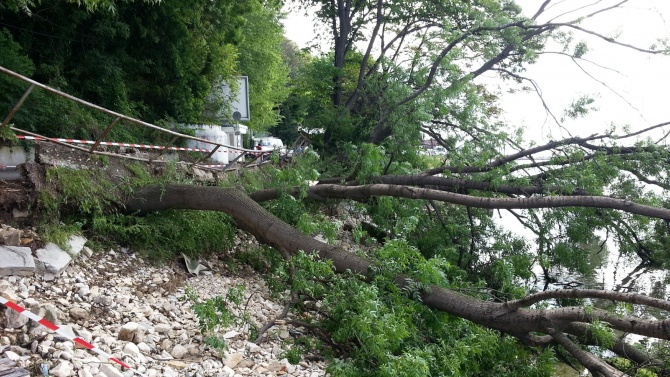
[122,184,670,375]
[303,184,670,220]
[505,289,670,312]
[548,329,628,377]
[424,135,602,175]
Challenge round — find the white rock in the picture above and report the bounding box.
[4,307,29,329]
[51,360,74,377]
[170,344,188,359]
[66,235,87,255]
[223,352,244,368]
[0,246,36,277]
[118,322,142,342]
[78,284,90,296]
[123,342,140,356]
[3,350,20,361]
[99,363,124,377]
[22,297,38,307]
[161,368,179,377]
[160,339,172,351]
[35,243,73,275]
[223,330,240,339]
[154,323,171,333]
[115,295,130,305]
[222,365,235,377]
[136,342,152,353]
[245,342,261,353]
[159,350,173,360]
[81,246,93,258]
[70,307,89,321]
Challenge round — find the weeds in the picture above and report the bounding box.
[183,285,257,354]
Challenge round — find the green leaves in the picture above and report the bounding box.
[0,0,256,135]
[185,284,253,353]
[562,95,598,122]
[236,2,290,130]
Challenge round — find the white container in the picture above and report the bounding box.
[185,124,230,164]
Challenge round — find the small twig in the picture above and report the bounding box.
[244,291,257,313]
[285,319,353,355]
[254,299,292,344]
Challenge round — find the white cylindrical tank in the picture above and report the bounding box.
[184,124,229,164]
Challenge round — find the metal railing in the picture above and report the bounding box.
[0,65,268,171]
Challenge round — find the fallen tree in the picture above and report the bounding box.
[5,118,666,376]
[124,183,670,377]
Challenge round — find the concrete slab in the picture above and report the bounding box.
[34,243,72,275]
[0,246,35,276]
[66,235,86,256]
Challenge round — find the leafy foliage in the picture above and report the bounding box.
[38,163,237,261]
[91,210,236,261]
[184,285,255,353]
[236,1,290,130]
[0,0,290,142]
[257,249,556,377]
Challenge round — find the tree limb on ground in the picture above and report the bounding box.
[124,184,670,377]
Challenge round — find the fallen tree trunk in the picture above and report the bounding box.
[125,184,669,377]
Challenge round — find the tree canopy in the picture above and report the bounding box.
[0,0,288,139]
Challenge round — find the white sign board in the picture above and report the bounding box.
[221,76,250,121]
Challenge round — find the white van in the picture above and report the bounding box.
[253,137,285,153]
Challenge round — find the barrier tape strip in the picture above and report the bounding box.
[0,296,147,376]
[15,135,269,156]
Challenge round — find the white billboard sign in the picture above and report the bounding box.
[221,76,250,121]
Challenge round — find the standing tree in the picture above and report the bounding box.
[236,0,291,131]
[291,0,668,148]
[0,0,286,138]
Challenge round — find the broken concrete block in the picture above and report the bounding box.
[35,243,72,275]
[0,246,36,276]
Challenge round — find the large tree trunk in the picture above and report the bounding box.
[124,185,670,367]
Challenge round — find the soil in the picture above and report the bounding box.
[0,175,38,225]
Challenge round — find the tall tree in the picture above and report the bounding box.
[0,0,252,138]
[292,0,667,148]
[236,1,291,130]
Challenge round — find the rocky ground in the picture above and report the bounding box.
[0,227,329,377]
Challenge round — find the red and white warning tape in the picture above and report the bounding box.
[15,135,267,156]
[0,296,147,376]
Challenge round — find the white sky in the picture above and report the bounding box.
[282,0,670,144]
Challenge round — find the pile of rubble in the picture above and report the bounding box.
[0,224,327,376]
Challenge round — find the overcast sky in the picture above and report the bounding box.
[505,0,670,142]
[282,0,670,144]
